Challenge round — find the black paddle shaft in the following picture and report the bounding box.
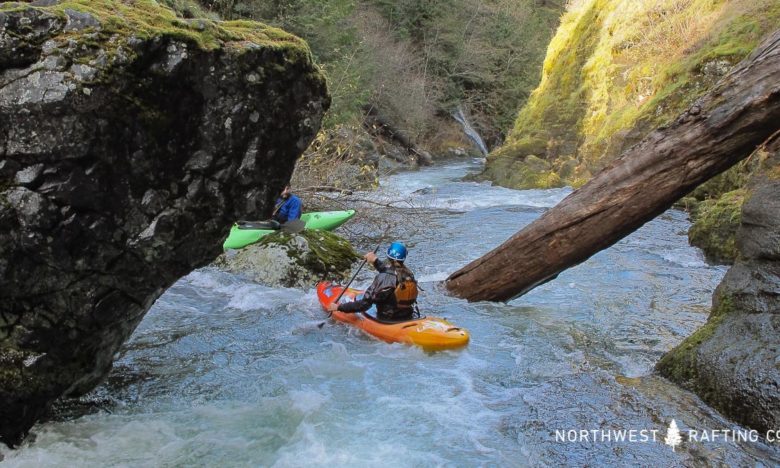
[330,243,382,315]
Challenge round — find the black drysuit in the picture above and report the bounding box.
[337,259,414,321]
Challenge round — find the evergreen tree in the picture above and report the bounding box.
[665,419,682,452]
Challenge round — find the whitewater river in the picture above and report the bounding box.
[4,159,780,466]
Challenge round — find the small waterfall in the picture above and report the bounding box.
[452,105,489,156]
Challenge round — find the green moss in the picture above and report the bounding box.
[688,189,744,263]
[10,0,311,55]
[158,0,217,20]
[656,295,734,385]
[690,162,752,201]
[259,230,359,278]
[504,155,563,189]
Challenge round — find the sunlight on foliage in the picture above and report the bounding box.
[489,0,780,189]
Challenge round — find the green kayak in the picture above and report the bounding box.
[223,210,356,250]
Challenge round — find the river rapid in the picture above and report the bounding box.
[4,159,779,466]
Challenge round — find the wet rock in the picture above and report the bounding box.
[63,9,98,31]
[0,2,328,447]
[657,149,780,433]
[504,155,564,189]
[687,189,744,264]
[214,231,359,289]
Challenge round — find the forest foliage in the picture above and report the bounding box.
[192,0,561,147]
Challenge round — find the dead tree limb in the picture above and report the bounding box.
[446,30,780,302]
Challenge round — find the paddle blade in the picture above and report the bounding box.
[281,219,306,233]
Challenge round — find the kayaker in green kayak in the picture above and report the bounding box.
[272,184,302,223]
[326,242,419,322]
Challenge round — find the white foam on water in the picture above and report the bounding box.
[416,271,449,283]
[288,389,328,414]
[181,268,236,292]
[223,284,306,311]
[659,248,709,268]
[422,184,571,211]
[2,418,184,467]
[350,159,572,212]
[359,182,571,211]
[269,422,444,468]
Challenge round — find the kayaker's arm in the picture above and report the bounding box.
[336,297,372,313]
[360,252,388,272]
[335,273,393,313]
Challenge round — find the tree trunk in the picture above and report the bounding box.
[446,30,780,302]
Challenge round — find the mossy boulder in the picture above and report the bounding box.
[657,150,780,433]
[688,189,744,264]
[507,155,564,189]
[0,0,328,447]
[214,231,360,289]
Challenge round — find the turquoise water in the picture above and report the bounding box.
[3,160,778,466]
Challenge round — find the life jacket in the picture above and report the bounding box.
[393,269,418,311]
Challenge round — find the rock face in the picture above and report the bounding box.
[657,144,780,433]
[687,189,744,264]
[482,0,780,190]
[0,1,328,447]
[214,231,359,289]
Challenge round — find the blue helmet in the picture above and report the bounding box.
[387,242,408,261]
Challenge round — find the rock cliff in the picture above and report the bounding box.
[657,140,780,433]
[482,0,780,190]
[0,0,328,446]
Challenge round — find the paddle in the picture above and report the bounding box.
[317,243,382,328]
[235,219,305,233]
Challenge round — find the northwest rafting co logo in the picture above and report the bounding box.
[555,419,778,450]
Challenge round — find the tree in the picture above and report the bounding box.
[665,419,682,452]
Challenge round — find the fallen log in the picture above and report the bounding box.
[446,30,780,302]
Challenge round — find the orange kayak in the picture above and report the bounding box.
[316,281,470,351]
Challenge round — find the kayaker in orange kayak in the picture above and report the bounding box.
[325,242,419,321]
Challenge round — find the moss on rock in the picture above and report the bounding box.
[655,295,732,387]
[507,155,564,189]
[214,230,360,289]
[259,230,359,278]
[1,0,312,56]
[688,189,744,264]
[657,148,780,433]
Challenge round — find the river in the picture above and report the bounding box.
[3,159,779,466]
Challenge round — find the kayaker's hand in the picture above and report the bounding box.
[364,252,378,264]
[326,303,339,313]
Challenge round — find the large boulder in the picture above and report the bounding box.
[215,230,360,289]
[0,1,329,447]
[657,144,780,432]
